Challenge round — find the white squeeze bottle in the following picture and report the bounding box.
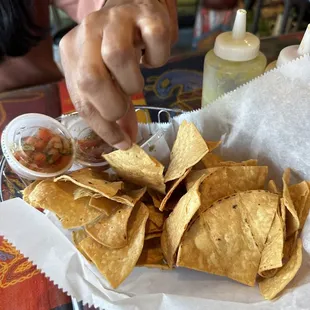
[202,9,267,107]
[265,24,310,72]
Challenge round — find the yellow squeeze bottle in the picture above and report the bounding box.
[202,9,267,107]
[265,24,310,72]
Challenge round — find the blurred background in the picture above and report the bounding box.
[50,0,310,63]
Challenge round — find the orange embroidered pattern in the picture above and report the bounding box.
[0,238,39,288]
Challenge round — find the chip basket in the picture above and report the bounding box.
[0,106,183,202]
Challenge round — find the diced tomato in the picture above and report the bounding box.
[37,128,53,142]
[33,138,47,151]
[33,153,47,166]
[78,139,101,150]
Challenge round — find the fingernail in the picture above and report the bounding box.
[113,137,132,150]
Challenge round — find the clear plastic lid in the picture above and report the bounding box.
[1,114,75,180]
[67,117,114,167]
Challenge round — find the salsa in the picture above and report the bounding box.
[13,127,73,173]
[76,130,113,163]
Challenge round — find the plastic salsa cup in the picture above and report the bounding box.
[66,116,114,167]
[1,114,75,180]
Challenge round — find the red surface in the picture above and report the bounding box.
[0,236,71,310]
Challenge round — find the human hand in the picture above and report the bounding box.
[60,0,177,150]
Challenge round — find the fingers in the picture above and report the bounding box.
[101,17,144,95]
[137,4,171,67]
[81,102,132,150]
[117,101,138,142]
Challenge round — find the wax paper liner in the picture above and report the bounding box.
[1,55,310,309]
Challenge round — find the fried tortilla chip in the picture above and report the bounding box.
[146,204,164,228]
[283,231,298,261]
[289,181,310,230]
[164,121,209,183]
[148,189,163,210]
[29,180,101,229]
[73,187,96,200]
[104,144,165,194]
[280,198,287,228]
[85,205,134,248]
[145,232,162,240]
[146,220,162,234]
[201,153,223,168]
[268,180,279,194]
[177,191,278,286]
[206,140,221,152]
[72,230,92,262]
[54,168,123,199]
[185,168,219,190]
[161,175,205,267]
[22,180,42,205]
[159,168,192,211]
[282,169,300,237]
[137,238,169,269]
[259,239,302,300]
[89,196,121,216]
[199,166,268,214]
[110,187,147,207]
[258,213,284,277]
[201,153,257,169]
[80,202,149,288]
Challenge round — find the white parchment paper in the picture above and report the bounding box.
[1,56,310,309]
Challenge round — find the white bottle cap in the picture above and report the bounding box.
[276,24,310,67]
[214,9,260,62]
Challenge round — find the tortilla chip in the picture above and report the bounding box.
[104,144,165,194]
[201,153,257,169]
[280,198,286,227]
[146,204,164,228]
[137,238,169,269]
[110,187,147,207]
[85,205,133,248]
[146,220,162,234]
[80,202,149,288]
[199,166,268,215]
[145,232,162,240]
[89,196,121,216]
[159,168,192,211]
[54,168,123,198]
[258,213,284,277]
[259,239,303,300]
[282,169,300,237]
[206,140,221,151]
[283,231,298,261]
[268,180,279,194]
[289,181,310,230]
[148,189,163,210]
[201,153,223,168]
[161,175,205,267]
[22,180,42,205]
[185,168,219,190]
[73,187,96,200]
[72,230,92,262]
[219,159,258,167]
[29,180,101,229]
[164,121,209,182]
[177,191,278,286]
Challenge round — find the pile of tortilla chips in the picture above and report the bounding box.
[24,121,310,300]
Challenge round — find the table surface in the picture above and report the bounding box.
[0,32,303,310]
